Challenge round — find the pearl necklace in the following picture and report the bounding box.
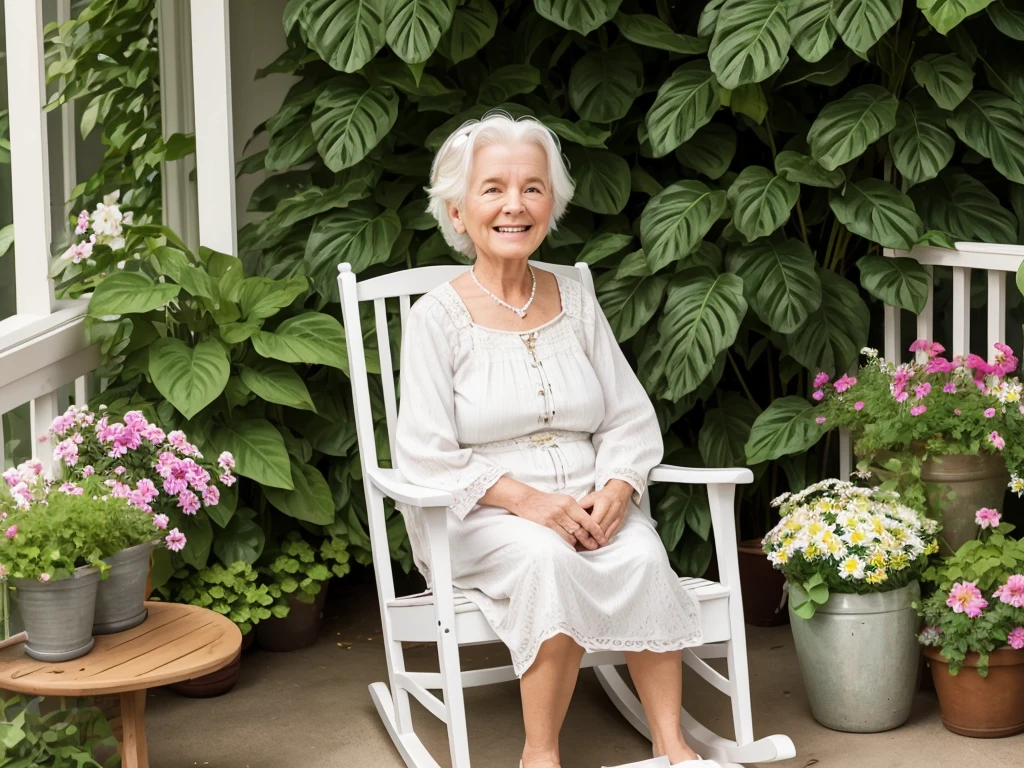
[470,265,536,318]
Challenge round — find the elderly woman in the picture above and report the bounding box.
[394,112,712,768]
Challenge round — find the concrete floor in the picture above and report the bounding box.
[142,576,1024,768]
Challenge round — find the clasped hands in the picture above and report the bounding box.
[513,479,634,550]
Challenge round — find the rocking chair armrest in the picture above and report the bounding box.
[366,467,455,508]
[648,464,754,486]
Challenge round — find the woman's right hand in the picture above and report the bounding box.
[509,489,608,550]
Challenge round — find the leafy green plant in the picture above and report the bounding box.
[0,695,119,768]
[156,560,285,634]
[262,531,351,604]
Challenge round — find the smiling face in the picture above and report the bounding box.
[446,142,553,263]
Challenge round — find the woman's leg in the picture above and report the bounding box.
[625,650,700,763]
[520,632,586,767]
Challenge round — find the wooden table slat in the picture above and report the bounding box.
[85,623,225,683]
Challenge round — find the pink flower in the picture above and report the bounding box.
[1009,627,1024,650]
[994,343,1019,376]
[202,486,220,506]
[82,465,94,478]
[814,372,830,388]
[165,528,187,552]
[994,575,1024,608]
[0,565,6,577]
[5,525,17,540]
[976,507,1002,529]
[947,581,989,618]
[53,437,79,466]
[177,489,200,515]
[217,452,235,471]
[123,410,148,431]
[75,209,89,235]
[219,472,236,487]
[143,424,166,444]
[58,482,84,496]
[168,430,188,450]
[926,357,956,373]
[834,375,857,393]
[38,573,51,583]
[943,381,957,394]
[910,339,945,358]
[989,431,1006,450]
[110,482,131,499]
[910,405,927,416]
[985,408,997,418]
[915,383,931,399]
[49,412,76,435]
[815,416,827,424]
[896,391,909,403]
[134,478,158,503]
[854,401,864,411]
[163,477,188,496]
[152,514,169,530]
[812,389,824,401]
[955,409,962,416]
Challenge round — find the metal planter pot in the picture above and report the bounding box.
[920,453,1008,553]
[11,567,101,661]
[789,581,920,733]
[93,541,154,635]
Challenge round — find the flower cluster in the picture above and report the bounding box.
[764,479,938,593]
[0,460,46,512]
[58,190,133,264]
[813,341,1024,489]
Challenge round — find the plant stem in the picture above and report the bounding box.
[727,351,763,413]
[823,218,839,270]
[795,200,810,248]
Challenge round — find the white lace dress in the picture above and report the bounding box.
[394,273,703,677]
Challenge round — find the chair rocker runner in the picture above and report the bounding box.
[337,260,796,768]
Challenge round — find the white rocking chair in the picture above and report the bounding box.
[337,260,796,768]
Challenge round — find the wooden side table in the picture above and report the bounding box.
[0,601,241,768]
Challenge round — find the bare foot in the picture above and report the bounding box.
[655,739,701,764]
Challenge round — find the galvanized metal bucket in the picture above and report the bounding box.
[11,566,100,661]
[93,541,154,635]
[789,581,921,733]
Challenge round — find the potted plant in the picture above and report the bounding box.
[0,463,166,661]
[0,693,120,767]
[916,508,1024,737]
[256,532,350,652]
[49,404,235,633]
[155,560,282,697]
[765,479,939,732]
[808,341,1023,552]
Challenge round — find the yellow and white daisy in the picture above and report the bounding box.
[838,556,866,580]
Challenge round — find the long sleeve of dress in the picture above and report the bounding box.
[584,291,664,505]
[394,298,509,519]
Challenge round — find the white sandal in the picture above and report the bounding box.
[670,758,721,768]
[600,758,671,768]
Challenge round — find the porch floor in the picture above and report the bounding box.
[145,575,1024,768]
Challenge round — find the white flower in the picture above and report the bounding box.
[861,347,878,358]
[838,556,866,580]
[91,200,123,239]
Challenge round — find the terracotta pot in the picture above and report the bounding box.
[737,540,788,627]
[167,650,242,698]
[255,580,330,652]
[924,646,1024,737]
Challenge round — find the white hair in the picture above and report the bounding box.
[426,111,575,258]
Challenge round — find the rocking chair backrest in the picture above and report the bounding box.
[336,259,596,506]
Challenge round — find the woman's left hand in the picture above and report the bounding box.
[578,480,634,543]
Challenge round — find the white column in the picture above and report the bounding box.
[58,0,76,221]
[4,0,54,314]
[189,0,237,255]
[159,0,200,251]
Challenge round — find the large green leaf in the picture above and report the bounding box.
[239,358,317,411]
[255,172,370,247]
[745,396,823,464]
[675,122,736,180]
[918,0,995,35]
[613,13,707,54]
[578,233,633,264]
[911,53,974,110]
[982,54,1024,105]
[726,238,822,334]
[807,85,898,171]
[534,0,622,35]
[657,271,748,400]
[219,418,294,490]
[774,150,844,188]
[252,312,348,371]
[786,269,870,375]
[305,201,402,288]
[568,45,643,123]
[564,148,631,214]
[699,393,761,468]
[788,1,839,63]
[149,338,230,420]
[437,0,497,63]
[538,116,611,148]
[698,0,725,37]
[295,0,386,73]
[477,65,541,104]
[640,181,728,271]
[726,166,800,241]
[828,179,925,249]
[595,272,669,342]
[645,61,720,158]
[153,246,217,300]
[311,76,398,172]
[709,0,791,90]
[889,92,955,186]
[947,91,1024,184]
[857,255,931,313]
[236,276,307,321]
[778,45,852,87]
[385,0,454,64]
[265,459,335,525]
[909,170,1018,243]
[213,508,266,566]
[989,1,1024,38]
[88,272,181,318]
[835,0,900,54]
